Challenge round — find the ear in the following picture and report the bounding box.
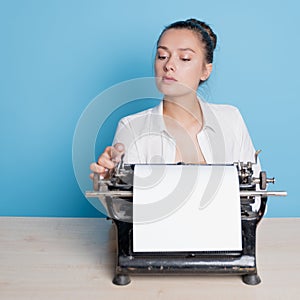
[200,63,213,81]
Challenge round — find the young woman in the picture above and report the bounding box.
[90,18,259,179]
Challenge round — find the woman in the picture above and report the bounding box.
[90,18,259,179]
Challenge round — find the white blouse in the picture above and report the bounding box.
[112,98,261,211]
[113,98,260,168]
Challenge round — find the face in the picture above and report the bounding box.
[155,28,212,97]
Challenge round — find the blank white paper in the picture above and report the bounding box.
[133,164,242,252]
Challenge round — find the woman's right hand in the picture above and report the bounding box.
[89,143,125,179]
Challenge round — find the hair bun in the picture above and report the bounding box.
[186,18,217,50]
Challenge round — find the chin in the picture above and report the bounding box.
[155,78,194,98]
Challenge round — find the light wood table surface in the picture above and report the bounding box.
[0,217,299,300]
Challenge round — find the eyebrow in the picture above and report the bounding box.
[157,45,196,53]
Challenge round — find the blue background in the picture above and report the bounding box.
[0,0,299,217]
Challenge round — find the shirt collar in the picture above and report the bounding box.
[198,98,217,133]
[151,101,169,134]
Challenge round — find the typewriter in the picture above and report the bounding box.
[86,150,286,286]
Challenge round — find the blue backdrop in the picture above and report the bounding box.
[0,0,299,217]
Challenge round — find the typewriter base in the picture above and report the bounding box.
[112,256,261,286]
[113,274,131,286]
[111,193,270,287]
[242,273,261,285]
[111,202,266,286]
[112,273,261,287]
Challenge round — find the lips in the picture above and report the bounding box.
[162,75,177,82]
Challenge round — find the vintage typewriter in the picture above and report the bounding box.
[86,150,286,286]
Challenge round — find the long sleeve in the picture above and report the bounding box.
[112,118,142,164]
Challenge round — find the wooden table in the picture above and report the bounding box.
[0,217,299,299]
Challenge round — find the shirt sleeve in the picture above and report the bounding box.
[112,117,141,164]
[234,109,262,211]
[234,109,261,173]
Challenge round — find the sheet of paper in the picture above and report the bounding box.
[133,164,242,252]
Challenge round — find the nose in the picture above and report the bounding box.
[164,57,176,72]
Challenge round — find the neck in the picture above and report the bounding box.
[163,94,203,127]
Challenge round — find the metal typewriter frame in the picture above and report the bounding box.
[86,151,286,286]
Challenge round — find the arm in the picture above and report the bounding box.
[235,109,261,175]
[90,116,140,178]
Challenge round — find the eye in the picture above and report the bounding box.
[157,54,168,60]
[181,57,191,62]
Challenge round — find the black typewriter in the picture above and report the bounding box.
[86,150,286,286]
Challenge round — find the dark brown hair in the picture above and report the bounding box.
[157,18,217,64]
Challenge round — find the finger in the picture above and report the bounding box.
[111,143,125,163]
[114,143,125,153]
[90,162,108,174]
[97,152,115,169]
